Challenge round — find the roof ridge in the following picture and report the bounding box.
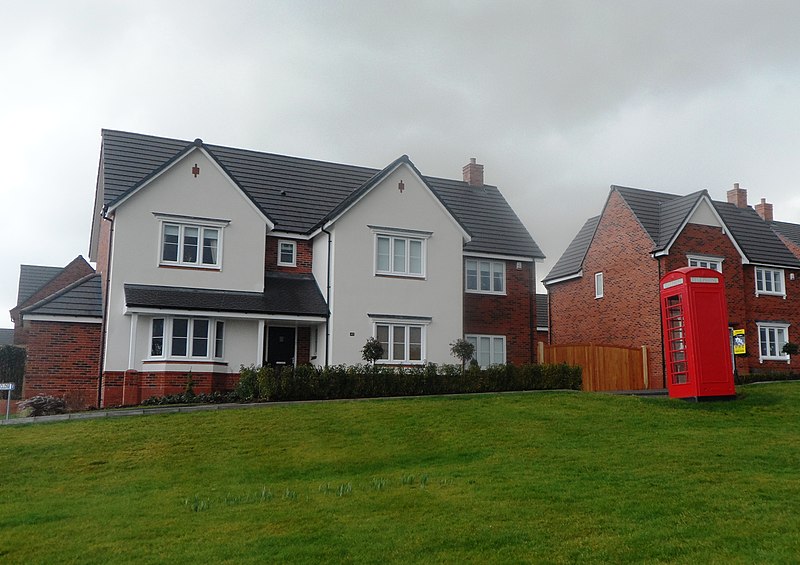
[20,273,100,314]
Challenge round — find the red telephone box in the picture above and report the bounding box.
[660,267,736,400]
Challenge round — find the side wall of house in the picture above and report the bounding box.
[548,190,664,387]
[21,320,101,410]
[463,260,535,365]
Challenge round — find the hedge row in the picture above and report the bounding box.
[0,345,26,400]
[735,371,799,385]
[234,362,582,402]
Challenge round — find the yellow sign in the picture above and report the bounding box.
[733,329,746,355]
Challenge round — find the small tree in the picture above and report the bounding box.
[450,338,475,374]
[362,337,384,365]
[782,342,799,356]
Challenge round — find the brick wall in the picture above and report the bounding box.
[741,266,800,373]
[547,190,664,387]
[21,320,102,410]
[102,369,239,407]
[463,260,535,365]
[265,236,313,273]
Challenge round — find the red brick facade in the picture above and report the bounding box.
[548,191,664,387]
[463,260,536,365]
[549,191,800,388]
[19,320,102,410]
[265,236,313,273]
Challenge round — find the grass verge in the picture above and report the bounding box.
[1,384,799,563]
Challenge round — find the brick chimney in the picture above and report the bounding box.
[727,182,748,208]
[462,158,484,187]
[755,197,774,222]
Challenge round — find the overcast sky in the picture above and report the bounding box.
[2,0,800,328]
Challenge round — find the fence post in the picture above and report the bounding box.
[641,345,649,389]
[537,341,545,364]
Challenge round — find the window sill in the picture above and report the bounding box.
[143,359,228,366]
[159,263,221,271]
[465,289,507,296]
[375,273,426,281]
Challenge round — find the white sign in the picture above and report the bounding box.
[0,383,15,391]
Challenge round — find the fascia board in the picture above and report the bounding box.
[542,271,583,286]
[124,306,326,323]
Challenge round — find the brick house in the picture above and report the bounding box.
[543,183,800,389]
[12,130,543,408]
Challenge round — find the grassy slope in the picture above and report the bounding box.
[1,384,799,564]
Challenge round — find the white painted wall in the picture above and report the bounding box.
[104,148,268,371]
[327,163,465,365]
[689,199,722,227]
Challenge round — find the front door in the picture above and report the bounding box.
[267,327,296,367]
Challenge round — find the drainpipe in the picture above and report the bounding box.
[529,259,536,363]
[321,226,332,367]
[98,213,114,408]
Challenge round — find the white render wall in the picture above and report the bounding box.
[327,163,464,365]
[104,148,268,371]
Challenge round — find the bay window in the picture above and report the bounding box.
[150,317,225,360]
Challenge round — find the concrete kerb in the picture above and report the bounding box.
[0,389,583,426]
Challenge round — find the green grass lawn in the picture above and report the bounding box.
[2,383,800,563]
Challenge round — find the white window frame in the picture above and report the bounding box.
[465,259,506,295]
[149,316,225,361]
[755,267,786,298]
[373,322,426,365]
[374,234,426,278]
[595,272,604,299]
[465,334,506,367]
[277,240,297,267]
[757,322,790,363]
[688,255,723,273]
[158,219,225,269]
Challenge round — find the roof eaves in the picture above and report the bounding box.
[314,155,471,242]
[104,139,198,214]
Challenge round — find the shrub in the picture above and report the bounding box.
[17,395,67,417]
[362,337,384,365]
[0,345,26,400]
[735,371,799,385]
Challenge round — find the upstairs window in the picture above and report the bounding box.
[755,267,785,297]
[688,255,723,273]
[161,222,221,268]
[376,235,425,277]
[595,272,604,299]
[465,260,505,294]
[278,240,297,267]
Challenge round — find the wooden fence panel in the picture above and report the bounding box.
[541,344,646,391]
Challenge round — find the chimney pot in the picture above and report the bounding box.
[727,182,748,208]
[755,197,774,222]
[462,157,484,187]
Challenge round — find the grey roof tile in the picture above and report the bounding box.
[771,220,800,248]
[543,216,600,283]
[713,203,800,268]
[656,191,706,250]
[100,130,543,259]
[536,293,548,329]
[0,328,13,346]
[125,272,328,317]
[16,265,63,306]
[21,274,102,318]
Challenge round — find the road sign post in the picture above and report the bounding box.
[0,383,15,420]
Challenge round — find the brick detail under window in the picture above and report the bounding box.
[464,259,534,365]
[264,236,313,273]
[102,370,238,407]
